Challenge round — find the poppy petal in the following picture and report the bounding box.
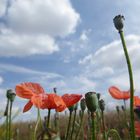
[134,96,140,106]
[22,82,45,94]
[62,94,82,107]
[15,84,33,99]
[23,100,33,112]
[108,86,130,100]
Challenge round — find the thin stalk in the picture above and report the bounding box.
[8,101,13,140]
[101,111,107,140]
[65,111,72,140]
[91,112,96,140]
[33,108,42,140]
[119,31,135,140]
[70,109,77,139]
[75,111,84,140]
[47,109,51,128]
[5,99,9,140]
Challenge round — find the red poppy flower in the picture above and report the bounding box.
[134,96,140,107]
[135,121,140,137]
[15,82,66,112]
[62,94,82,107]
[108,86,130,100]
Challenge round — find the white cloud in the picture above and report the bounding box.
[6,0,80,37]
[79,34,140,91]
[0,28,59,57]
[0,0,6,17]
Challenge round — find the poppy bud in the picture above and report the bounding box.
[97,93,101,100]
[74,103,78,111]
[7,89,16,102]
[113,15,125,31]
[99,99,105,111]
[121,105,125,111]
[80,98,86,111]
[134,106,140,120]
[116,106,120,113]
[85,92,98,112]
[68,105,74,112]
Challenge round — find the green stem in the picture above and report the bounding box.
[70,109,77,139]
[91,113,96,140]
[33,108,42,140]
[75,111,84,140]
[119,31,135,140]
[8,101,13,140]
[5,99,9,140]
[47,109,51,128]
[101,111,107,140]
[65,111,72,140]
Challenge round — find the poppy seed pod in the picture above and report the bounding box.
[113,15,125,31]
[85,92,98,112]
[80,98,86,111]
[99,99,105,111]
[7,89,16,102]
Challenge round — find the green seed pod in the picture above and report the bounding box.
[113,15,125,31]
[99,99,105,111]
[7,89,16,102]
[85,92,98,112]
[80,98,86,111]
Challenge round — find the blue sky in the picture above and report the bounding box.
[0,0,140,120]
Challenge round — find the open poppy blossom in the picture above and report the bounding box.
[135,121,140,137]
[62,94,82,107]
[15,82,66,112]
[108,86,130,100]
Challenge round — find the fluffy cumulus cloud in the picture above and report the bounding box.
[0,0,80,57]
[0,28,59,56]
[6,0,80,36]
[79,34,140,91]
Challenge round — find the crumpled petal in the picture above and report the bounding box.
[62,94,82,107]
[15,82,45,99]
[108,86,130,100]
[23,100,33,112]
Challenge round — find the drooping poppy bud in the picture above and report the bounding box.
[68,105,74,112]
[85,92,98,112]
[121,105,125,111]
[74,103,78,111]
[113,15,125,31]
[80,98,86,111]
[97,93,101,100]
[7,89,16,102]
[116,106,120,113]
[99,99,105,111]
